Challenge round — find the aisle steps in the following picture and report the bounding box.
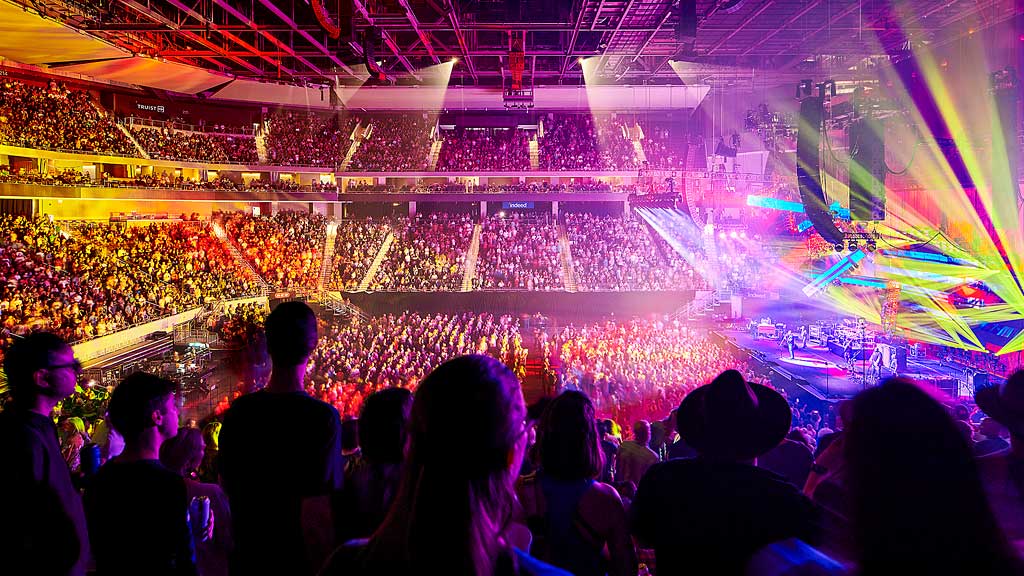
[358,231,395,290]
[318,222,339,291]
[461,224,482,291]
[211,222,271,295]
[556,225,579,292]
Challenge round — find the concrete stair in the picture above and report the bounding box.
[529,137,540,169]
[211,221,272,295]
[556,225,579,292]
[254,123,269,164]
[340,140,361,171]
[461,224,482,292]
[318,222,339,291]
[116,123,150,159]
[428,139,443,170]
[357,231,395,291]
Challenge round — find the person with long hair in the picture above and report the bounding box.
[845,379,1022,575]
[517,390,637,576]
[321,354,568,576]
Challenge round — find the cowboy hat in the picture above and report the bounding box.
[975,371,1024,438]
[677,369,792,461]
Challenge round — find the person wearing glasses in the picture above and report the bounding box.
[0,332,90,576]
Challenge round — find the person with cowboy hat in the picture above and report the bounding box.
[631,370,820,576]
[976,370,1024,556]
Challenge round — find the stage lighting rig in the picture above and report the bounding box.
[503,31,533,109]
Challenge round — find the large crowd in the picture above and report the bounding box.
[7,300,1024,576]
[565,213,705,290]
[538,114,638,171]
[0,79,137,155]
[0,216,258,344]
[307,312,527,418]
[264,111,349,167]
[554,320,737,426]
[218,211,327,290]
[131,127,258,164]
[437,128,532,171]
[347,114,433,171]
[328,219,391,290]
[475,215,563,290]
[0,166,92,186]
[367,213,474,291]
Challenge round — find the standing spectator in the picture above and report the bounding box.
[333,388,412,543]
[975,371,1024,557]
[161,427,233,576]
[0,332,89,576]
[598,419,619,483]
[197,421,221,484]
[59,417,90,473]
[321,355,568,576]
[975,417,1010,457]
[848,379,1021,575]
[758,433,814,489]
[518,390,637,576]
[631,370,818,575]
[85,372,199,576]
[219,302,344,576]
[615,421,658,486]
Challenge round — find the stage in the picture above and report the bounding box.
[720,329,979,401]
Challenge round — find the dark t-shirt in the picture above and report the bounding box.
[632,458,820,576]
[219,390,344,576]
[0,408,90,576]
[84,459,196,576]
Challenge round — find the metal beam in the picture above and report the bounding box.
[256,0,356,76]
[738,0,823,56]
[164,0,295,75]
[444,0,477,82]
[559,0,589,79]
[775,2,863,69]
[398,0,441,64]
[210,0,327,78]
[117,0,263,74]
[704,0,775,56]
[352,0,421,79]
[597,0,637,72]
[628,3,674,65]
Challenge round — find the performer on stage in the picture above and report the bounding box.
[785,331,796,359]
[869,347,883,380]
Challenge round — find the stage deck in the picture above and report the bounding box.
[721,330,972,400]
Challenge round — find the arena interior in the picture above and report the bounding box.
[2,0,1024,574]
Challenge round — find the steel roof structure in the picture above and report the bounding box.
[10,0,1020,89]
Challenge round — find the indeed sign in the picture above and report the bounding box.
[502,201,534,209]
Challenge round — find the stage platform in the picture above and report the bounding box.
[720,330,977,401]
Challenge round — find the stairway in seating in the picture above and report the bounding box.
[339,140,361,171]
[318,221,339,291]
[556,225,579,292]
[529,137,540,169]
[461,224,482,292]
[357,231,395,291]
[254,124,269,164]
[211,221,272,295]
[116,124,150,159]
[427,139,443,170]
[633,140,647,165]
